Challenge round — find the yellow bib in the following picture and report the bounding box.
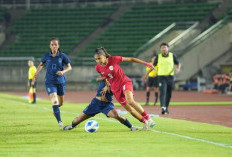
[28,66,36,79]
[158,52,174,76]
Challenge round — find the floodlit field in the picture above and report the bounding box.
[0,93,232,157]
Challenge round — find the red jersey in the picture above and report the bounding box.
[95,56,131,93]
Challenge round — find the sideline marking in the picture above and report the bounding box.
[2,97,232,149]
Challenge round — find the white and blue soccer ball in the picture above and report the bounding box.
[85,120,99,133]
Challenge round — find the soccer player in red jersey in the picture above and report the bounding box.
[94,47,156,130]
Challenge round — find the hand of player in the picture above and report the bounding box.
[144,62,155,69]
[56,71,64,76]
[175,68,180,74]
[96,76,106,82]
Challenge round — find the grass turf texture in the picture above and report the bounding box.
[0,93,232,157]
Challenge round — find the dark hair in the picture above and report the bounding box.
[94,47,111,58]
[50,37,61,52]
[160,42,169,48]
[50,37,60,44]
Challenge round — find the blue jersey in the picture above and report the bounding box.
[96,81,113,102]
[41,51,71,84]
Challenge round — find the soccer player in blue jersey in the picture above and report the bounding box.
[32,37,72,127]
[63,79,138,131]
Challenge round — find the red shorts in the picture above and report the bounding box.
[113,80,134,106]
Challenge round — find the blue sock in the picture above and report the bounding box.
[72,122,77,128]
[52,105,61,122]
[122,119,132,128]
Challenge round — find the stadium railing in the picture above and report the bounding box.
[168,22,199,50]
[177,16,231,57]
[133,23,176,57]
[0,57,36,66]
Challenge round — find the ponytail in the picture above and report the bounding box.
[94,47,111,58]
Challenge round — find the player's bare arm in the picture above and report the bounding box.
[175,63,181,74]
[101,80,111,96]
[96,75,106,82]
[143,68,154,81]
[32,62,44,84]
[122,57,155,69]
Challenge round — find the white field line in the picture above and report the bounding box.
[2,98,232,149]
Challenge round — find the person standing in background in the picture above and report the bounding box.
[145,43,181,114]
[143,56,159,106]
[229,71,232,92]
[155,43,181,114]
[28,60,37,104]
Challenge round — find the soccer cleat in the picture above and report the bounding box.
[58,121,63,127]
[142,120,151,131]
[142,122,148,131]
[161,107,166,115]
[147,119,156,128]
[63,125,73,130]
[130,126,139,131]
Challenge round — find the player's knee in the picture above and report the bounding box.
[127,98,135,106]
[113,113,121,120]
[53,99,59,105]
[50,94,59,105]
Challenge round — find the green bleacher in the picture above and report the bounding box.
[0,7,6,22]
[227,6,232,16]
[0,6,118,57]
[78,2,219,58]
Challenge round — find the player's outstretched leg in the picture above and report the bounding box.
[63,113,90,130]
[124,90,156,129]
[107,109,138,131]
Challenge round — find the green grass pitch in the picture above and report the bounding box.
[0,93,232,157]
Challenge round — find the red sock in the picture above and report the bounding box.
[140,117,146,123]
[141,111,150,120]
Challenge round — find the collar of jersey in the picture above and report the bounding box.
[162,52,169,57]
[49,51,60,57]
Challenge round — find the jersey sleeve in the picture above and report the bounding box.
[153,55,158,66]
[41,53,47,63]
[62,53,71,65]
[173,53,180,65]
[95,65,100,73]
[112,56,123,64]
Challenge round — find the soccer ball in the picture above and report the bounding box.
[85,120,99,133]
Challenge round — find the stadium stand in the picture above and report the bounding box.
[77,2,219,58]
[0,7,7,22]
[0,6,118,57]
[228,5,232,16]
